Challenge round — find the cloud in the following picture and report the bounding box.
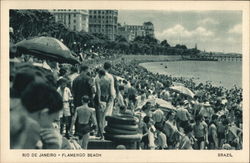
[195,27,214,37]
[226,36,241,43]
[155,24,241,53]
[155,24,214,41]
[198,18,218,25]
[157,24,192,38]
[228,24,242,34]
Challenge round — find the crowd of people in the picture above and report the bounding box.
[109,60,243,150]
[10,51,243,150]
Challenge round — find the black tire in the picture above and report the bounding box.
[104,133,142,142]
[105,115,139,125]
[107,123,138,131]
[104,126,138,135]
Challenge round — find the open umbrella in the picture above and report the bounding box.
[16,36,80,64]
[154,98,176,110]
[146,98,176,111]
[169,85,194,98]
[172,82,185,87]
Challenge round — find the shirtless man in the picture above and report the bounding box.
[176,100,192,131]
[193,114,208,149]
[95,63,116,138]
[70,96,97,149]
[208,114,219,149]
[199,102,214,123]
[223,119,242,150]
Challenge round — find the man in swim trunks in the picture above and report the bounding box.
[193,114,208,149]
[208,114,219,149]
[95,62,116,138]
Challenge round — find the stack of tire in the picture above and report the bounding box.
[104,115,142,144]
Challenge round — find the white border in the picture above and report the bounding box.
[1,1,249,163]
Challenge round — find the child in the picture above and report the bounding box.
[70,96,97,149]
[57,78,73,138]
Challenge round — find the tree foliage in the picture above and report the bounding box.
[10,10,199,56]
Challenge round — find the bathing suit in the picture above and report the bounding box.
[75,122,91,139]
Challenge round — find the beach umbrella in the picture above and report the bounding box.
[32,62,52,71]
[172,82,185,86]
[146,98,176,111]
[154,98,176,110]
[16,36,80,65]
[169,85,195,98]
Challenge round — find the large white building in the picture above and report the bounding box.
[88,10,118,41]
[51,9,89,32]
[118,22,155,41]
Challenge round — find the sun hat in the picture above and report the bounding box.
[203,101,211,107]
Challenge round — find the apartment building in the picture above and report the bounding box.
[88,10,118,41]
[51,9,89,32]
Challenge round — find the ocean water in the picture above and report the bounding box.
[140,61,242,89]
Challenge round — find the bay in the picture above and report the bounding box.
[140,61,242,89]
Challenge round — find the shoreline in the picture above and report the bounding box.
[120,54,183,64]
[83,54,241,89]
[117,55,241,90]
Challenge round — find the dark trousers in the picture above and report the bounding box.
[60,116,71,137]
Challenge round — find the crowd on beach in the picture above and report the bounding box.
[10,52,243,150]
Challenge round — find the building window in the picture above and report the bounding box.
[74,14,76,17]
[74,25,76,31]
[74,19,76,23]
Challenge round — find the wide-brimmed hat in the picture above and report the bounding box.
[203,101,211,107]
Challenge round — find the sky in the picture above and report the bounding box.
[118,10,242,53]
